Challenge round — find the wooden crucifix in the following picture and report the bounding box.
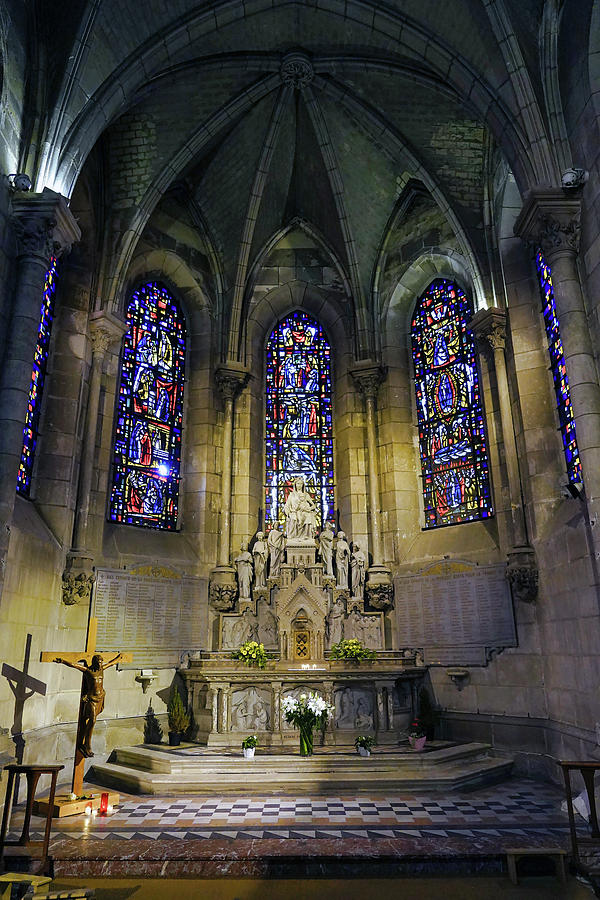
[40,617,132,796]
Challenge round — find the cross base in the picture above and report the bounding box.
[33,790,120,819]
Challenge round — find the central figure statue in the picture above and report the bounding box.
[284,476,318,540]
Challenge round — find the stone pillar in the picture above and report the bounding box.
[471,308,538,602]
[515,191,600,502]
[62,311,125,606]
[209,364,249,611]
[351,363,394,612]
[0,189,80,590]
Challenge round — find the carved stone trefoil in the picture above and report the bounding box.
[506,546,538,603]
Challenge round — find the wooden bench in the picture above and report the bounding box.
[505,847,567,884]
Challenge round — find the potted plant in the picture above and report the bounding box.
[354,735,376,757]
[231,640,268,669]
[281,692,334,756]
[408,718,427,751]
[167,686,190,746]
[330,638,377,662]
[242,734,258,759]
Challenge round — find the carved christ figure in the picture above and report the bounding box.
[53,653,123,757]
[284,476,318,540]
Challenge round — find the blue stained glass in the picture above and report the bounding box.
[109,282,186,530]
[265,311,334,530]
[535,250,582,484]
[411,279,493,528]
[17,257,59,496]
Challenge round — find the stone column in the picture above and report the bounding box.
[515,191,600,502]
[471,308,538,602]
[62,312,125,606]
[209,365,249,610]
[351,363,394,612]
[0,189,80,591]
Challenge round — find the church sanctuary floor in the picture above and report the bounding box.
[4,776,590,882]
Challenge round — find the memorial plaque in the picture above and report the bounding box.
[93,567,208,667]
[394,561,516,666]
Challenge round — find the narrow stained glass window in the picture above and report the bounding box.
[535,250,582,484]
[411,278,493,528]
[109,282,186,530]
[17,256,58,496]
[265,311,334,531]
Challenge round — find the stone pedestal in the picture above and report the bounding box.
[209,566,237,612]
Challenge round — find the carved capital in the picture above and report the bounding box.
[470,307,506,353]
[280,51,314,89]
[514,189,581,258]
[209,565,238,612]
[506,546,538,603]
[89,310,126,355]
[351,363,387,401]
[215,364,249,402]
[365,565,394,611]
[11,188,81,261]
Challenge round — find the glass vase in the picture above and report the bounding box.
[299,723,314,757]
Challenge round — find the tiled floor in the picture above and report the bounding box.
[11,778,578,843]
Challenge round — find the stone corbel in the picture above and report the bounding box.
[61,551,95,606]
[209,574,237,612]
[513,189,581,256]
[11,187,81,260]
[365,576,394,612]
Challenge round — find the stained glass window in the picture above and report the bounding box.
[411,279,493,528]
[109,282,186,530]
[17,256,59,496]
[535,250,582,484]
[265,311,334,531]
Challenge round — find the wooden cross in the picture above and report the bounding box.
[40,617,132,796]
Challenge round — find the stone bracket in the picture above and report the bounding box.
[506,546,538,603]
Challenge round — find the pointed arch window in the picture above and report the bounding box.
[265,311,334,531]
[535,250,582,484]
[109,282,186,530]
[411,279,493,528]
[17,256,59,496]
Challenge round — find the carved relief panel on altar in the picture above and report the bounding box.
[230,686,271,731]
[334,687,375,730]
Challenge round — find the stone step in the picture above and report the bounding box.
[90,743,513,795]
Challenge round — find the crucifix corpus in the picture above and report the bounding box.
[39,617,132,813]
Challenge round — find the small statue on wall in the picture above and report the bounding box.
[235,541,253,602]
[319,522,335,576]
[325,596,345,647]
[350,542,366,601]
[253,531,268,590]
[284,476,318,540]
[267,526,285,576]
[335,531,350,590]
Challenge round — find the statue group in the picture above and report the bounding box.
[233,477,368,602]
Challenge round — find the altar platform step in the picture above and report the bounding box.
[90,742,513,795]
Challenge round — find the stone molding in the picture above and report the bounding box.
[513,189,581,257]
[215,363,250,402]
[11,187,81,260]
[280,50,314,89]
[470,307,506,352]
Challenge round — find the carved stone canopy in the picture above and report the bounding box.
[11,187,81,260]
[513,189,581,257]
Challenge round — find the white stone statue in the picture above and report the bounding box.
[253,531,268,590]
[335,531,350,589]
[350,542,366,601]
[284,476,318,540]
[325,596,345,647]
[234,541,253,602]
[257,598,279,649]
[346,605,368,644]
[267,525,285,576]
[319,522,334,576]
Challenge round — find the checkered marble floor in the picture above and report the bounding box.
[12,778,583,843]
